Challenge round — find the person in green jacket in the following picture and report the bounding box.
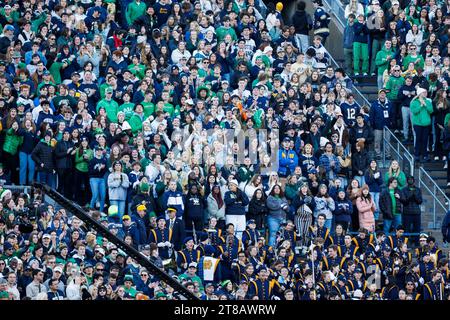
[2,121,23,182]
[126,0,147,26]
[118,92,135,120]
[375,40,395,89]
[74,137,94,206]
[97,87,119,123]
[128,55,146,80]
[216,16,238,42]
[2,121,22,156]
[385,68,405,101]
[410,87,433,161]
[384,160,407,189]
[402,44,424,72]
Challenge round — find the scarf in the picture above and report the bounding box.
[113,34,123,48]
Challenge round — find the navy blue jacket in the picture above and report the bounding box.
[131,213,148,246]
[353,21,369,43]
[370,99,394,130]
[364,170,383,193]
[224,190,249,216]
[88,156,108,178]
[334,199,353,223]
[17,128,38,154]
[123,221,140,248]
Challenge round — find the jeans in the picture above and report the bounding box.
[353,42,369,74]
[374,129,382,156]
[19,152,35,185]
[295,34,310,54]
[370,192,380,221]
[90,177,106,212]
[383,214,402,235]
[354,175,365,188]
[324,218,332,231]
[401,106,412,140]
[413,125,430,158]
[110,200,126,220]
[344,48,353,76]
[37,171,56,189]
[377,75,384,89]
[267,215,285,247]
[370,38,383,74]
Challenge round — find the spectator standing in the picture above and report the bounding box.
[292,1,312,54]
[343,14,356,77]
[31,130,56,188]
[224,180,249,239]
[401,176,423,246]
[411,87,433,162]
[266,184,289,247]
[352,14,370,76]
[380,177,404,235]
[108,161,130,219]
[370,89,394,160]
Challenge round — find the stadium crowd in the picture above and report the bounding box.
[0,0,450,301]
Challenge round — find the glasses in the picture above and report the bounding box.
[140,274,148,277]
[96,268,104,271]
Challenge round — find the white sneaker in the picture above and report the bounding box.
[447,182,450,187]
[363,72,368,76]
[355,73,360,76]
[444,156,447,161]
[434,156,440,161]
[444,163,448,169]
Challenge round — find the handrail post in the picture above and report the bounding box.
[383,128,386,167]
[433,185,436,229]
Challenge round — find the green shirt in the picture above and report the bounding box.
[402,54,424,71]
[126,0,147,25]
[216,26,238,42]
[384,171,407,189]
[389,189,400,216]
[385,75,405,101]
[410,97,433,126]
[97,99,119,123]
[74,148,93,172]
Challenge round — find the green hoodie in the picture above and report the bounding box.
[128,113,144,134]
[2,128,23,155]
[74,148,94,172]
[402,54,424,71]
[97,99,119,123]
[385,75,405,101]
[126,0,147,26]
[216,26,238,42]
[119,102,135,120]
[128,63,146,80]
[410,97,433,126]
[375,45,395,76]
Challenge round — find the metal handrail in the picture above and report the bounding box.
[323,0,346,29]
[418,167,450,228]
[382,127,415,176]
